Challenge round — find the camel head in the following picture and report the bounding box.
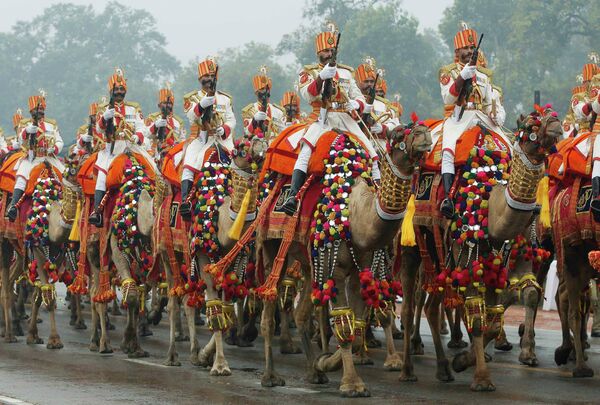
[387,113,432,173]
[137,188,154,237]
[231,132,268,174]
[516,104,562,164]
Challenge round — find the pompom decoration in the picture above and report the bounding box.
[310,133,372,306]
[589,251,600,272]
[25,173,62,283]
[110,155,155,281]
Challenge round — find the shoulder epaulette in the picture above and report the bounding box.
[439,63,458,77]
[337,63,354,73]
[477,66,493,79]
[97,102,109,110]
[271,103,286,115]
[146,111,161,121]
[303,63,320,72]
[173,114,184,127]
[77,124,88,134]
[44,118,57,126]
[492,85,503,96]
[375,95,392,107]
[125,101,141,111]
[218,91,233,101]
[241,103,256,119]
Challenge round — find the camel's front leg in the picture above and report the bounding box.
[379,306,401,371]
[519,283,541,366]
[183,300,200,365]
[1,252,17,343]
[564,271,594,377]
[424,293,453,382]
[261,300,285,386]
[26,285,44,345]
[165,295,181,366]
[399,246,419,381]
[41,283,63,350]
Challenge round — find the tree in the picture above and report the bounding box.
[0,2,179,144]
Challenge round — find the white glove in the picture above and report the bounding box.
[47,147,56,155]
[370,123,383,134]
[253,111,267,121]
[103,108,115,121]
[200,95,215,109]
[80,134,93,143]
[11,140,20,149]
[215,126,225,138]
[25,125,38,134]
[0,147,8,155]
[460,64,477,80]
[363,104,373,114]
[155,118,167,128]
[131,133,141,145]
[345,99,360,112]
[319,64,337,80]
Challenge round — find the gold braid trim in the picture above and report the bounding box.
[206,299,230,331]
[60,183,81,223]
[330,307,356,344]
[507,144,544,205]
[230,167,258,214]
[464,295,486,332]
[378,157,412,213]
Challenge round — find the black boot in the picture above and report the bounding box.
[178,179,193,220]
[591,177,600,222]
[281,169,307,216]
[89,190,106,228]
[439,173,455,219]
[6,189,24,222]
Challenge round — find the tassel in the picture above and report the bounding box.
[228,189,251,241]
[400,194,416,247]
[536,176,550,228]
[68,200,82,242]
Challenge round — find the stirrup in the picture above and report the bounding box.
[6,205,18,222]
[179,201,192,220]
[89,211,103,228]
[440,197,454,219]
[281,196,298,216]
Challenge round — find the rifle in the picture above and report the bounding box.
[157,95,171,142]
[362,72,379,126]
[30,101,41,152]
[285,94,296,123]
[107,89,116,154]
[258,86,270,134]
[86,114,94,153]
[457,33,484,121]
[201,66,219,127]
[319,32,341,125]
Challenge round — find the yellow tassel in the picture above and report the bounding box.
[400,194,416,247]
[535,176,550,229]
[68,200,81,242]
[228,189,251,240]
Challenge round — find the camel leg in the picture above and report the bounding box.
[399,246,419,381]
[315,267,370,397]
[279,304,301,354]
[563,258,594,377]
[261,300,285,386]
[554,279,572,365]
[121,298,148,358]
[183,301,200,366]
[411,278,425,355]
[518,285,540,366]
[26,286,44,345]
[381,309,402,371]
[73,294,86,329]
[97,302,112,353]
[425,293,453,382]
[448,306,468,348]
[225,300,242,346]
[440,306,449,335]
[165,296,181,366]
[174,302,188,341]
[89,300,100,351]
[1,244,17,343]
[470,326,495,391]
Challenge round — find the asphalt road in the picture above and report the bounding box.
[0,289,599,405]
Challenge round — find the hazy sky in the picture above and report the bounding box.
[0,0,452,63]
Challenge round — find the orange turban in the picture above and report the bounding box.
[582,63,599,82]
[88,102,98,116]
[376,77,387,95]
[315,31,337,53]
[454,27,477,50]
[28,95,46,111]
[108,68,127,91]
[12,111,23,129]
[355,63,377,83]
[158,88,174,103]
[252,75,272,92]
[198,58,218,78]
[281,91,300,107]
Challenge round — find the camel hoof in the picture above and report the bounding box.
[69,318,76,326]
[174,334,190,342]
[261,373,285,387]
[75,321,87,330]
[518,353,539,367]
[210,363,232,376]
[89,342,99,352]
[384,353,402,371]
[447,339,468,349]
[224,333,237,346]
[353,355,374,366]
[306,370,329,384]
[584,340,591,350]
[573,366,594,378]
[398,372,418,382]
[147,310,162,325]
[127,349,149,358]
[410,340,425,355]
[494,341,513,351]
[164,358,181,367]
[340,386,370,398]
[436,359,455,382]
[470,382,496,392]
[484,353,492,363]
[99,345,113,354]
[4,336,18,343]
[440,323,449,336]
[46,339,63,350]
[13,322,24,336]
[280,341,302,354]
[198,350,213,367]
[27,335,44,345]
[451,351,472,373]
[554,346,571,366]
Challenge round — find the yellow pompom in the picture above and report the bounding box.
[536,176,550,229]
[68,200,82,242]
[400,194,416,247]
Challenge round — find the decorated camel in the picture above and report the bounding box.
[398,106,561,390]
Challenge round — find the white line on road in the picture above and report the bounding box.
[254,382,319,394]
[124,358,172,368]
[0,394,35,405]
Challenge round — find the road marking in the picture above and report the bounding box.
[124,358,171,368]
[254,382,319,394]
[0,395,35,405]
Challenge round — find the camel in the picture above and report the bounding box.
[254,122,432,397]
[400,106,561,391]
